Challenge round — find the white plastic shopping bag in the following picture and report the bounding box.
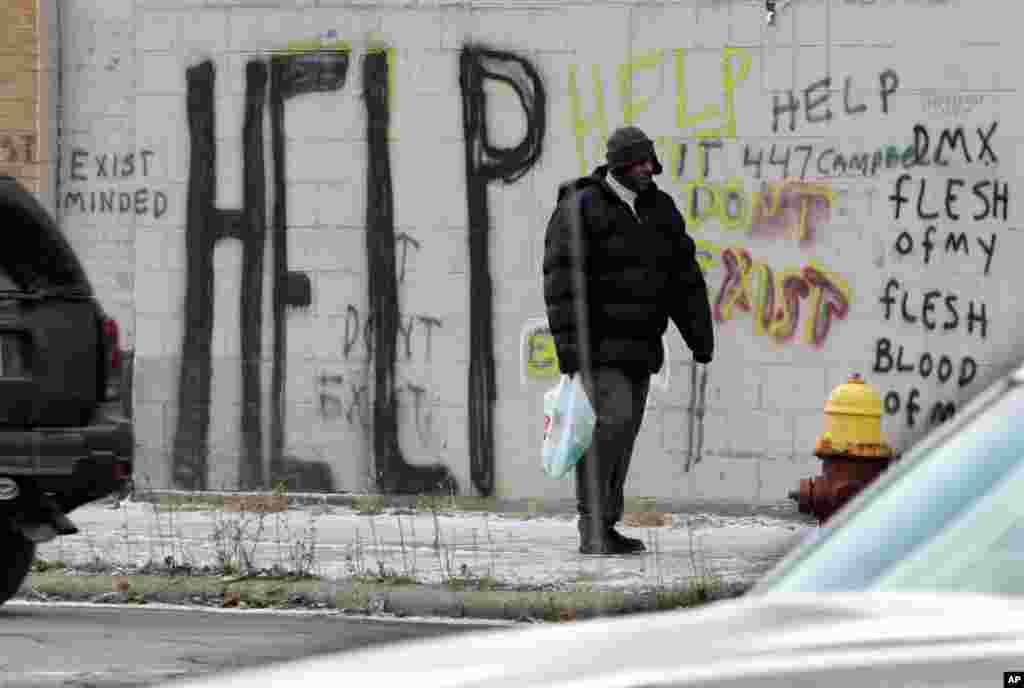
[541,373,596,479]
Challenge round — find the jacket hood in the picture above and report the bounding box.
[556,165,660,203]
[555,174,600,202]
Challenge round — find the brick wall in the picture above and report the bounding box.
[0,0,45,195]
[55,0,1024,503]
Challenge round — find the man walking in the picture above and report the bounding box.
[542,126,714,555]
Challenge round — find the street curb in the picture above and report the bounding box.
[16,572,750,622]
[129,489,810,524]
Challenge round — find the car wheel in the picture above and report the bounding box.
[0,525,35,605]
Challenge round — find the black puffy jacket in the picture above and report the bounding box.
[542,165,714,377]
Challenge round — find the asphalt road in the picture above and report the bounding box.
[0,601,503,687]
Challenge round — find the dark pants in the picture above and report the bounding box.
[575,367,650,540]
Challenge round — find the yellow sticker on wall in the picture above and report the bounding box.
[521,317,561,383]
[526,334,561,379]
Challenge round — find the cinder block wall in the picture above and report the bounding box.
[53,0,1024,503]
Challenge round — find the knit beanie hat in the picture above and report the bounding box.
[605,126,663,175]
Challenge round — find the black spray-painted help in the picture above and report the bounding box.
[175,61,257,489]
[176,56,335,490]
[268,52,338,487]
[459,46,546,496]
[175,44,546,495]
[363,49,458,495]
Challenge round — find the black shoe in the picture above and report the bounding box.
[579,536,636,556]
[607,527,646,553]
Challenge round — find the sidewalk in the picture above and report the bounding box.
[20,494,815,621]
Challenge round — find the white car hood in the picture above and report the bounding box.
[168,592,1024,688]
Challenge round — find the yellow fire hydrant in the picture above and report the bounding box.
[789,373,897,524]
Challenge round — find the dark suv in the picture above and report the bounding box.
[0,176,133,604]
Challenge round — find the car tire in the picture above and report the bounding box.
[0,524,35,605]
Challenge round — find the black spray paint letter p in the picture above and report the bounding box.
[459,46,546,496]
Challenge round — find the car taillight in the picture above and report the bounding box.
[103,317,122,401]
[113,461,131,482]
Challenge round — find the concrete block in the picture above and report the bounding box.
[139,52,186,95]
[286,139,364,184]
[432,228,466,279]
[133,401,170,451]
[206,449,240,493]
[444,8,591,53]
[690,455,759,503]
[490,184,540,280]
[204,0,314,6]
[66,0,134,23]
[133,447,173,490]
[727,410,794,461]
[394,381,447,459]
[282,93,363,143]
[327,444,374,495]
[392,91,462,145]
[330,308,370,364]
[134,314,183,359]
[232,7,380,53]
[138,11,181,52]
[285,400,329,446]
[635,460,696,504]
[703,359,761,411]
[392,49,457,97]
[134,269,185,316]
[758,364,829,413]
[284,313,317,361]
[793,412,825,461]
[178,9,230,59]
[492,392,534,471]
[287,226,367,273]
[632,404,666,455]
[759,43,795,96]
[136,93,188,147]
[629,5,699,50]
[663,407,732,461]
[731,0,794,47]
[117,135,185,186]
[225,9,303,52]
[313,269,366,318]
[661,405,688,454]
[318,181,367,227]
[398,274,464,339]
[63,66,133,119]
[377,8,444,52]
[425,354,469,410]
[72,20,133,74]
[134,228,175,272]
[693,0,733,49]
[388,227,456,294]
[794,46,830,100]
[390,140,467,230]
[756,455,819,504]
[297,313,350,361]
[133,356,180,405]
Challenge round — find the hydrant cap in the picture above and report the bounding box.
[824,373,883,418]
